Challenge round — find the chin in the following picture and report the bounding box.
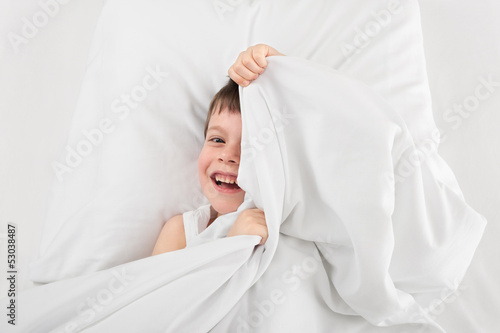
[211,201,241,216]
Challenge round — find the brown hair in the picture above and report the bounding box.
[204,78,240,137]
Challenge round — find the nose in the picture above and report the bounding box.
[218,144,240,164]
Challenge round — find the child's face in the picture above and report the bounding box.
[198,108,245,216]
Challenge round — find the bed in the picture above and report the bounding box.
[0,0,499,332]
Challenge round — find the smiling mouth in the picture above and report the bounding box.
[211,173,241,192]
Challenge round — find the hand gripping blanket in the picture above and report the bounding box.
[3,57,486,333]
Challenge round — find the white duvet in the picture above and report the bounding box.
[2,57,486,333]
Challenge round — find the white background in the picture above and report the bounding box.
[0,0,499,331]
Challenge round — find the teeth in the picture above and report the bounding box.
[214,174,238,184]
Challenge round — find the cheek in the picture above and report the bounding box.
[197,148,210,179]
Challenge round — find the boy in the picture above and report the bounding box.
[152,44,283,255]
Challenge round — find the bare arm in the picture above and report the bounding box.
[151,215,187,255]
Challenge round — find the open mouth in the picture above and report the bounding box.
[211,173,241,192]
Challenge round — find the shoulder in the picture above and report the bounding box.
[163,214,185,236]
[151,214,186,255]
[167,214,184,226]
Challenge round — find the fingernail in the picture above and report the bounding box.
[242,80,249,86]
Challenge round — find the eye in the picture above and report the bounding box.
[209,137,225,144]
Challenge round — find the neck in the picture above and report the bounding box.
[207,205,220,227]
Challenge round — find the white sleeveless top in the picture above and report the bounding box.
[182,204,216,245]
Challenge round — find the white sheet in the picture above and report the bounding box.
[1,56,485,333]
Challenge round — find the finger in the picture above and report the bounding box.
[229,63,256,84]
[251,212,267,228]
[256,209,265,218]
[234,55,261,80]
[256,209,266,217]
[255,219,267,227]
[227,66,249,87]
[252,44,284,65]
[248,208,265,219]
[236,47,267,74]
[257,225,269,245]
[251,45,269,69]
[266,45,284,57]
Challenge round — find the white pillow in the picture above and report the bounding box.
[29,0,434,282]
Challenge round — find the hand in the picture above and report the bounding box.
[228,44,284,87]
[227,208,268,245]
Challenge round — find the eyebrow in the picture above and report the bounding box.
[206,125,226,134]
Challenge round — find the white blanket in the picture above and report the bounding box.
[2,57,486,333]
